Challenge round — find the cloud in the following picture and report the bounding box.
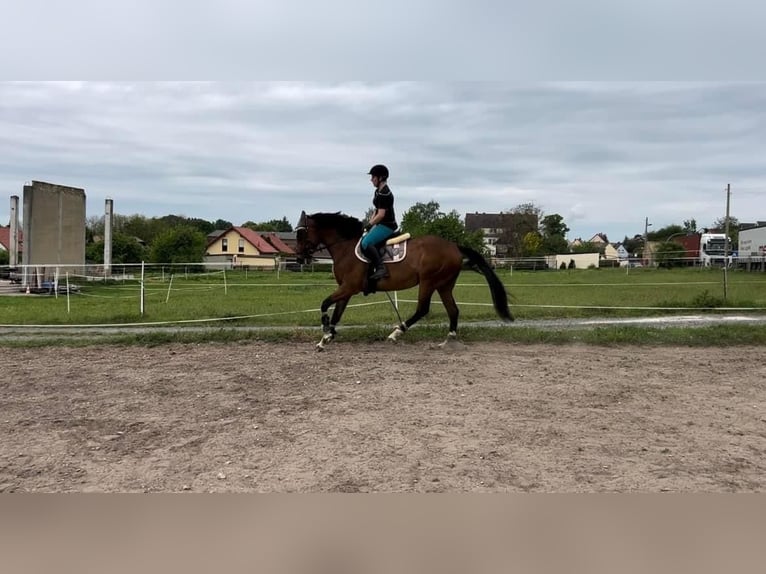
[1,81,764,241]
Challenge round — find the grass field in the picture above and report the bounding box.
[2,266,765,330]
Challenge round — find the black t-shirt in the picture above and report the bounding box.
[373,185,397,229]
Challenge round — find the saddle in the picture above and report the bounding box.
[355,232,410,264]
[357,232,410,295]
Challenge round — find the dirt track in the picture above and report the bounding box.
[1,341,764,492]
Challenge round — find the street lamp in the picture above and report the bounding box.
[665,231,688,243]
[643,217,653,265]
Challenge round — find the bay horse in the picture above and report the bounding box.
[295,211,513,350]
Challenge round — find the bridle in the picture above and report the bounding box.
[295,219,355,262]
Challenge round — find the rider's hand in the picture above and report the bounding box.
[364,223,372,232]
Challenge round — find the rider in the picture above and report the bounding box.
[362,164,397,280]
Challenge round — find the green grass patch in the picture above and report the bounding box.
[3,323,766,349]
[2,267,765,347]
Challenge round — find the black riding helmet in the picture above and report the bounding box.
[367,164,389,180]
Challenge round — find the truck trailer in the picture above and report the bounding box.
[738,225,766,269]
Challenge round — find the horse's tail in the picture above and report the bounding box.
[458,245,514,322]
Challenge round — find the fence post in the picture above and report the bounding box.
[140,261,145,316]
[166,274,174,303]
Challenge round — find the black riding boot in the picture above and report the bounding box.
[363,244,389,280]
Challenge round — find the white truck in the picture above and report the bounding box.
[699,232,729,266]
[738,224,766,264]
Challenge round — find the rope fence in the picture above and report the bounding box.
[3,264,766,330]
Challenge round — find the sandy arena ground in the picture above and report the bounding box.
[1,341,764,492]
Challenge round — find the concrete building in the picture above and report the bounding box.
[22,181,86,284]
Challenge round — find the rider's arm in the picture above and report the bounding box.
[369,208,387,226]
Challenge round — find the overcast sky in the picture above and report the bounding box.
[2,81,764,242]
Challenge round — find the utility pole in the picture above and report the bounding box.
[723,184,731,301]
[643,217,652,265]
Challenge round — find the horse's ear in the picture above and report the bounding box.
[297,211,307,230]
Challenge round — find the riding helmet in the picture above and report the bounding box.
[367,164,389,179]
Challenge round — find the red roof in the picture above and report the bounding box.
[261,232,295,254]
[233,227,278,254]
[0,227,22,251]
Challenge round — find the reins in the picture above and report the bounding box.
[300,235,357,258]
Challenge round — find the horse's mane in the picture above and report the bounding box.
[309,212,364,239]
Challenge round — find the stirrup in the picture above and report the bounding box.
[370,266,388,280]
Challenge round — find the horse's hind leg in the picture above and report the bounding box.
[436,282,461,348]
[388,284,434,342]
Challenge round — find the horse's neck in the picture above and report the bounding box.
[321,231,357,262]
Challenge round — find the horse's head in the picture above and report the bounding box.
[295,211,364,263]
[295,210,319,264]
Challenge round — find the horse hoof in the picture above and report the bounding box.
[387,327,405,342]
[437,332,461,349]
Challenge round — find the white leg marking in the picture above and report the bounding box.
[387,326,405,342]
[438,331,458,348]
[316,332,334,351]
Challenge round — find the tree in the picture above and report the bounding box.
[571,241,599,254]
[654,241,685,268]
[683,218,697,233]
[401,201,442,236]
[500,203,542,257]
[508,202,544,220]
[401,201,486,254]
[86,215,104,243]
[86,233,147,264]
[0,248,8,266]
[540,214,569,238]
[622,235,643,256]
[712,216,740,248]
[157,214,189,229]
[213,219,233,230]
[539,214,570,255]
[521,231,543,256]
[149,226,207,264]
[270,217,293,232]
[185,218,216,235]
[120,214,162,245]
[241,217,293,232]
[542,234,569,255]
[647,224,685,241]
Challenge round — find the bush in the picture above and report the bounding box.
[599,259,620,268]
[690,290,725,309]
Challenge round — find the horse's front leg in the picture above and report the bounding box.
[316,292,351,351]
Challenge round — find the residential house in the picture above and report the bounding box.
[268,230,332,263]
[464,212,503,256]
[570,233,608,254]
[206,229,226,244]
[603,242,628,262]
[205,226,279,268]
[261,232,296,256]
[465,212,538,257]
[588,232,609,247]
[0,226,22,261]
